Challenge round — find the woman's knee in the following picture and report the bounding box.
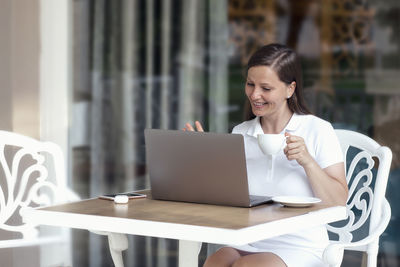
[203,247,241,267]
[231,257,251,267]
[231,253,287,267]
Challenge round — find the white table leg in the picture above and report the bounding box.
[178,240,202,267]
[107,233,128,267]
[90,230,128,267]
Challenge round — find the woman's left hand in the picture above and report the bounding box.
[284,132,314,167]
[183,121,204,132]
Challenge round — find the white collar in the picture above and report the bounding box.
[246,117,264,138]
[246,113,303,138]
[284,113,302,133]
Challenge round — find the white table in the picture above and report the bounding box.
[23,190,346,267]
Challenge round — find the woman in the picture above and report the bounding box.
[184,43,348,267]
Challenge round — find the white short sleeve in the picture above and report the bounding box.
[314,122,344,169]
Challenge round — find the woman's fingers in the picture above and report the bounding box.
[286,151,302,161]
[183,121,204,132]
[285,134,303,143]
[185,123,195,131]
[284,134,314,166]
[284,135,303,153]
[285,148,308,161]
[195,121,204,132]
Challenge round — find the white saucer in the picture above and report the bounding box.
[272,196,321,208]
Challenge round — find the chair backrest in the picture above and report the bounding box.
[327,129,392,252]
[0,130,78,248]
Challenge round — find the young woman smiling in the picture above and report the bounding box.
[184,44,348,267]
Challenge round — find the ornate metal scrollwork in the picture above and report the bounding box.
[327,148,375,242]
[0,144,58,239]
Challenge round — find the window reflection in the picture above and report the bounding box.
[72,0,400,266]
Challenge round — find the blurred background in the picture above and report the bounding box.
[0,0,399,266]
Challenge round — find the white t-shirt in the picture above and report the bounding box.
[231,113,343,263]
[232,113,343,197]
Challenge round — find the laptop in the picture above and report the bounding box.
[144,129,272,207]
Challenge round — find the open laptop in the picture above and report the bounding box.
[144,129,271,207]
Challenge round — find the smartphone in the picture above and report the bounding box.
[99,192,147,201]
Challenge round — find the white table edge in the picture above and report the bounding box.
[23,205,346,246]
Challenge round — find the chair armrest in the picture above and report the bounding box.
[323,198,391,266]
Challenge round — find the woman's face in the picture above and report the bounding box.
[245,66,294,118]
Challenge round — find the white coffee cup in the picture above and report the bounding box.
[257,134,287,155]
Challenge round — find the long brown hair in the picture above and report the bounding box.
[244,43,311,120]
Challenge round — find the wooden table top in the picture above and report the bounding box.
[38,190,341,230]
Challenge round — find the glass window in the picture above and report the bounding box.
[72,0,400,266]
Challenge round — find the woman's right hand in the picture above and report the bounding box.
[183,121,204,132]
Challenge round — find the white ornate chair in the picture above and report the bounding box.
[0,130,79,266]
[323,129,392,267]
